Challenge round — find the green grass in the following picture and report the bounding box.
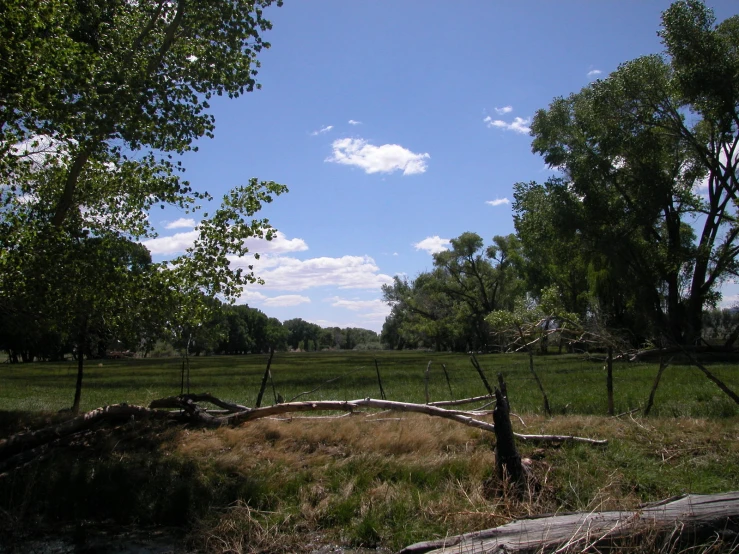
[1,350,737,418]
[1,351,738,552]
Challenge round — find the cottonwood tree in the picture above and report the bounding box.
[519,0,739,345]
[0,1,287,410]
[382,233,524,351]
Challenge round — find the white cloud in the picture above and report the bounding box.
[311,125,333,136]
[587,69,602,77]
[237,290,268,303]
[164,217,196,229]
[143,230,198,255]
[494,106,513,115]
[413,236,450,254]
[142,229,308,256]
[392,252,399,256]
[326,138,429,175]
[235,290,311,307]
[486,198,510,207]
[484,116,531,134]
[231,255,393,291]
[348,119,362,125]
[263,294,311,307]
[326,297,391,322]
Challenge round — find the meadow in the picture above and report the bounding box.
[1,351,738,552]
[1,350,738,418]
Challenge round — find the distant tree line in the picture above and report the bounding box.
[0,293,381,362]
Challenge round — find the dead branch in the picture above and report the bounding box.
[0,404,173,461]
[429,394,493,407]
[401,491,739,554]
[149,396,608,445]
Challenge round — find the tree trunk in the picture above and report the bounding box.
[606,346,614,416]
[401,492,739,554]
[493,385,523,485]
[71,332,85,415]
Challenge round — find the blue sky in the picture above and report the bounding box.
[143,0,739,332]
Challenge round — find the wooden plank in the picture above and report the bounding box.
[401,492,739,553]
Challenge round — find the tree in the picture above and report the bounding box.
[382,233,524,352]
[0,1,287,409]
[522,0,739,344]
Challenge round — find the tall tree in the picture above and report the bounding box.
[0,1,287,409]
[521,0,739,344]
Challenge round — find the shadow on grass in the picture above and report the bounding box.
[0,413,276,546]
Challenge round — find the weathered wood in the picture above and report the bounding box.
[400,492,739,554]
[493,386,523,485]
[606,346,614,416]
[0,397,608,476]
[148,396,609,445]
[424,361,431,404]
[0,404,173,460]
[644,355,672,416]
[374,358,387,400]
[429,394,493,407]
[469,355,494,396]
[440,363,453,399]
[255,347,275,408]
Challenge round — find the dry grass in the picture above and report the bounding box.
[156,412,739,552]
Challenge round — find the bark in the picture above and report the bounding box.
[469,354,494,395]
[606,346,614,416]
[644,355,671,417]
[71,328,86,415]
[255,348,275,408]
[493,387,523,485]
[0,398,607,475]
[401,492,739,554]
[429,394,493,407]
[146,396,608,445]
[424,361,431,404]
[374,359,386,400]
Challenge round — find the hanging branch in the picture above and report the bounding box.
[644,355,672,416]
[374,358,387,400]
[255,347,275,408]
[441,363,453,399]
[677,343,739,405]
[424,361,431,404]
[469,354,494,395]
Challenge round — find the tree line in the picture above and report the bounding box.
[383,0,739,352]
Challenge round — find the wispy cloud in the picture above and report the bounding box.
[311,125,333,136]
[494,106,513,115]
[484,116,531,134]
[413,236,450,254]
[326,297,391,322]
[348,119,362,125]
[236,291,311,307]
[587,69,602,78]
[263,294,311,307]
[486,198,510,207]
[164,217,196,229]
[327,138,429,175]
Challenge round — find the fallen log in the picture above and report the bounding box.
[148,396,608,445]
[400,491,739,554]
[0,397,608,475]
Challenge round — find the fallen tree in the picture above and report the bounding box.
[0,394,607,476]
[400,492,739,554]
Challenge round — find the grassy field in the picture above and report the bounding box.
[1,351,738,552]
[1,350,738,418]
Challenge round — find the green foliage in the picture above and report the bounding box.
[382,233,524,352]
[516,0,739,345]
